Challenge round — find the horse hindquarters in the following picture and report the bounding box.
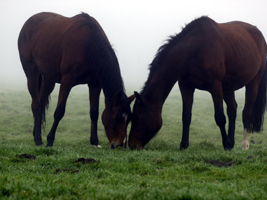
[242,64,267,149]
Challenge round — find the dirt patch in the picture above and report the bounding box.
[74,157,98,164]
[16,154,36,160]
[250,140,262,144]
[55,168,79,174]
[206,160,234,167]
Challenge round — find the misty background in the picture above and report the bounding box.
[1,0,267,93]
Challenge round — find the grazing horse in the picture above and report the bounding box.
[18,12,133,148]
[129,16,267,150]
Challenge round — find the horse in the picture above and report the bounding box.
[128,16,267,150]
[18,12,134,148]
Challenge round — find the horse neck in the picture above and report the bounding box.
[141,63,178,107]
[99,64,125,107]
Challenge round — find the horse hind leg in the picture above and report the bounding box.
[26,71,43,146]
[241,85,257,150]
[242,72,266,149]
[19,37,45,146]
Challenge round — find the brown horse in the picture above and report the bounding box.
[129,16,267,150]
[18,12,133,148]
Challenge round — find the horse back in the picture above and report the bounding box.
[18,12,104,84]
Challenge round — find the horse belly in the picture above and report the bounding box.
[223,57,261,91]
[180,73,213,91]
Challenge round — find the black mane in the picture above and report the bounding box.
[141,16,214,93]
[82,13,125,102]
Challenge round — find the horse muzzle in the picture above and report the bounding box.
[110,138,127,149]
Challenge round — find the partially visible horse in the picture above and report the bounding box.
[18,12,133,148]
[129,16,267,150]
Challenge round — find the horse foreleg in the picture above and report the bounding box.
[46,75,73,147]
[179,83,195,150]
[211,81,231,150]
[223,91,237,149]
[88,83,101,147]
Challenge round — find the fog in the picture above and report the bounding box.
[1,0,267,92]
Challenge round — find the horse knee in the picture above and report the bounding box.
[54,107,65,121]
[215,112,226,127]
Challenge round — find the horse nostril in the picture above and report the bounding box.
[110,143,115,149]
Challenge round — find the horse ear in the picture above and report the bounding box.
[134,91,143,103]
[128,94,135,104]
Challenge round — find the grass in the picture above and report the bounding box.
[0,84,267,199]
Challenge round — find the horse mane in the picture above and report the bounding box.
[81,13,125,102]
[141,16,214,94]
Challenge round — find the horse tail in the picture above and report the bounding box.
[250,61,267,132]
[37,74,50,127]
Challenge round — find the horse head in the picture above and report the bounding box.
[102,92,135,148]
[128,91,162,150]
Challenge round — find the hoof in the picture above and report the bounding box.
[46,142,53,147]
[241,141,249,150]
[223,143,233,151]
[35,141,43,146]
[180,144,189,150]
[94,145,101,148]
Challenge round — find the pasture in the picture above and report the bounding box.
[0,84,267,199]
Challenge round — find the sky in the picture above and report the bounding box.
[1,0,267,91]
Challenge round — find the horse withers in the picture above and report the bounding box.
[129,17,267,150]
[18,12,134,148]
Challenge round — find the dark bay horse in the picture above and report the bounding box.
[129,16,267,150]
[18,12,133,148]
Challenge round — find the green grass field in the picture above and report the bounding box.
[0,84,267,199]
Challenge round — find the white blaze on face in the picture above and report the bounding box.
[241,129,249,150]
[122,113,128,122]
